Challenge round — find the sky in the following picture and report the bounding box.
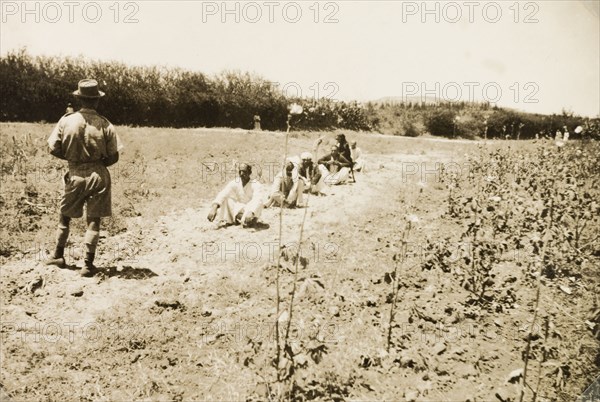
[1,0,599,116]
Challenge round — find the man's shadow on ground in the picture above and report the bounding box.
[215,221,270,232]
[101,266,158,279]
[60,264,157,280]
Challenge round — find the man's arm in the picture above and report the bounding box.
[317,154,331,166]
[311,166,322,184]
[103,153,119,167]
[338,155,352,168]
[208,181,234,222]
[270,174,283,195]
[49,147,67,160]
[214,181,236,206]
[207,202,219,222]
[48,121,66,160]
[297,166,308,181]
[244,181,264,221]
[104,124,124,167]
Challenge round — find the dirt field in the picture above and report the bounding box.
[1,123,598,401]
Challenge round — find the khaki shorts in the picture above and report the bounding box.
[61,163,112,218]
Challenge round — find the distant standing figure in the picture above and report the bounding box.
[46,79,123,277]
[555,130,565,147]
[65,103,74,114]
[207,163,264,228]
[253,115,261,131]
[562,126,570,142]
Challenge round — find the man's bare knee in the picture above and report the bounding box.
[86,217,101,231]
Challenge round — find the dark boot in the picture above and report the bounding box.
[46,246,66,268]
[80,252,98,277]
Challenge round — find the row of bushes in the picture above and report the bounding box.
[1,49,597,138]
[0,49,372,131]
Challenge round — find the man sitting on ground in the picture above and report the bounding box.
[207,163,263,227]
[350,141,365,172]
[336,134,353,163]
[264,161,304,208]
[298,152,324,195]
[318,145,353,185]
[336,133,355,182]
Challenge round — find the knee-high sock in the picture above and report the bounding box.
[56,224,70,248]
[84,230,100,255]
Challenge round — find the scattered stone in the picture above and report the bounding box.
[559,285,572,295]
[27,277,44,293]
[506,368,523,383]
[154,299,183,310]
[457,363,478,379]
[495,385,517,401]
[404,388,419,401]
[435,367,449,376]
[70,289,84,297]
[432,341,446,355]
[416,381,432,395]
[366,297,378,307]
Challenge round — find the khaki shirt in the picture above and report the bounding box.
[47,108,123,164]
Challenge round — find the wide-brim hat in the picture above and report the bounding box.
[73,79,105,98]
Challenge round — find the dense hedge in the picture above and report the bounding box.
[1,49,597,138]
[0,49,371,131]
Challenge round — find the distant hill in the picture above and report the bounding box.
[372,96,442,105]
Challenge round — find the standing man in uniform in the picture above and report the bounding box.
[46,79,123,277]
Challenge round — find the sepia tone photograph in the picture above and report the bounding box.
[1,1,599,400]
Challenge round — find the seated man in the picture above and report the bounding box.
[335,133,353,163]
[318,145,352,185]
[336,133,355,182]
[264,161,304,208]
[207,163,263,227]
[350,141,365,172]
[298,152,324,195]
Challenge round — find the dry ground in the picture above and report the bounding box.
[0,123,598,401]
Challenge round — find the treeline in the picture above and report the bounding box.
[1,49,598,139]
[0,49,370,131]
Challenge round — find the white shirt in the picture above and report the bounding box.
[214,178,262,208]
[351,147,363,161]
